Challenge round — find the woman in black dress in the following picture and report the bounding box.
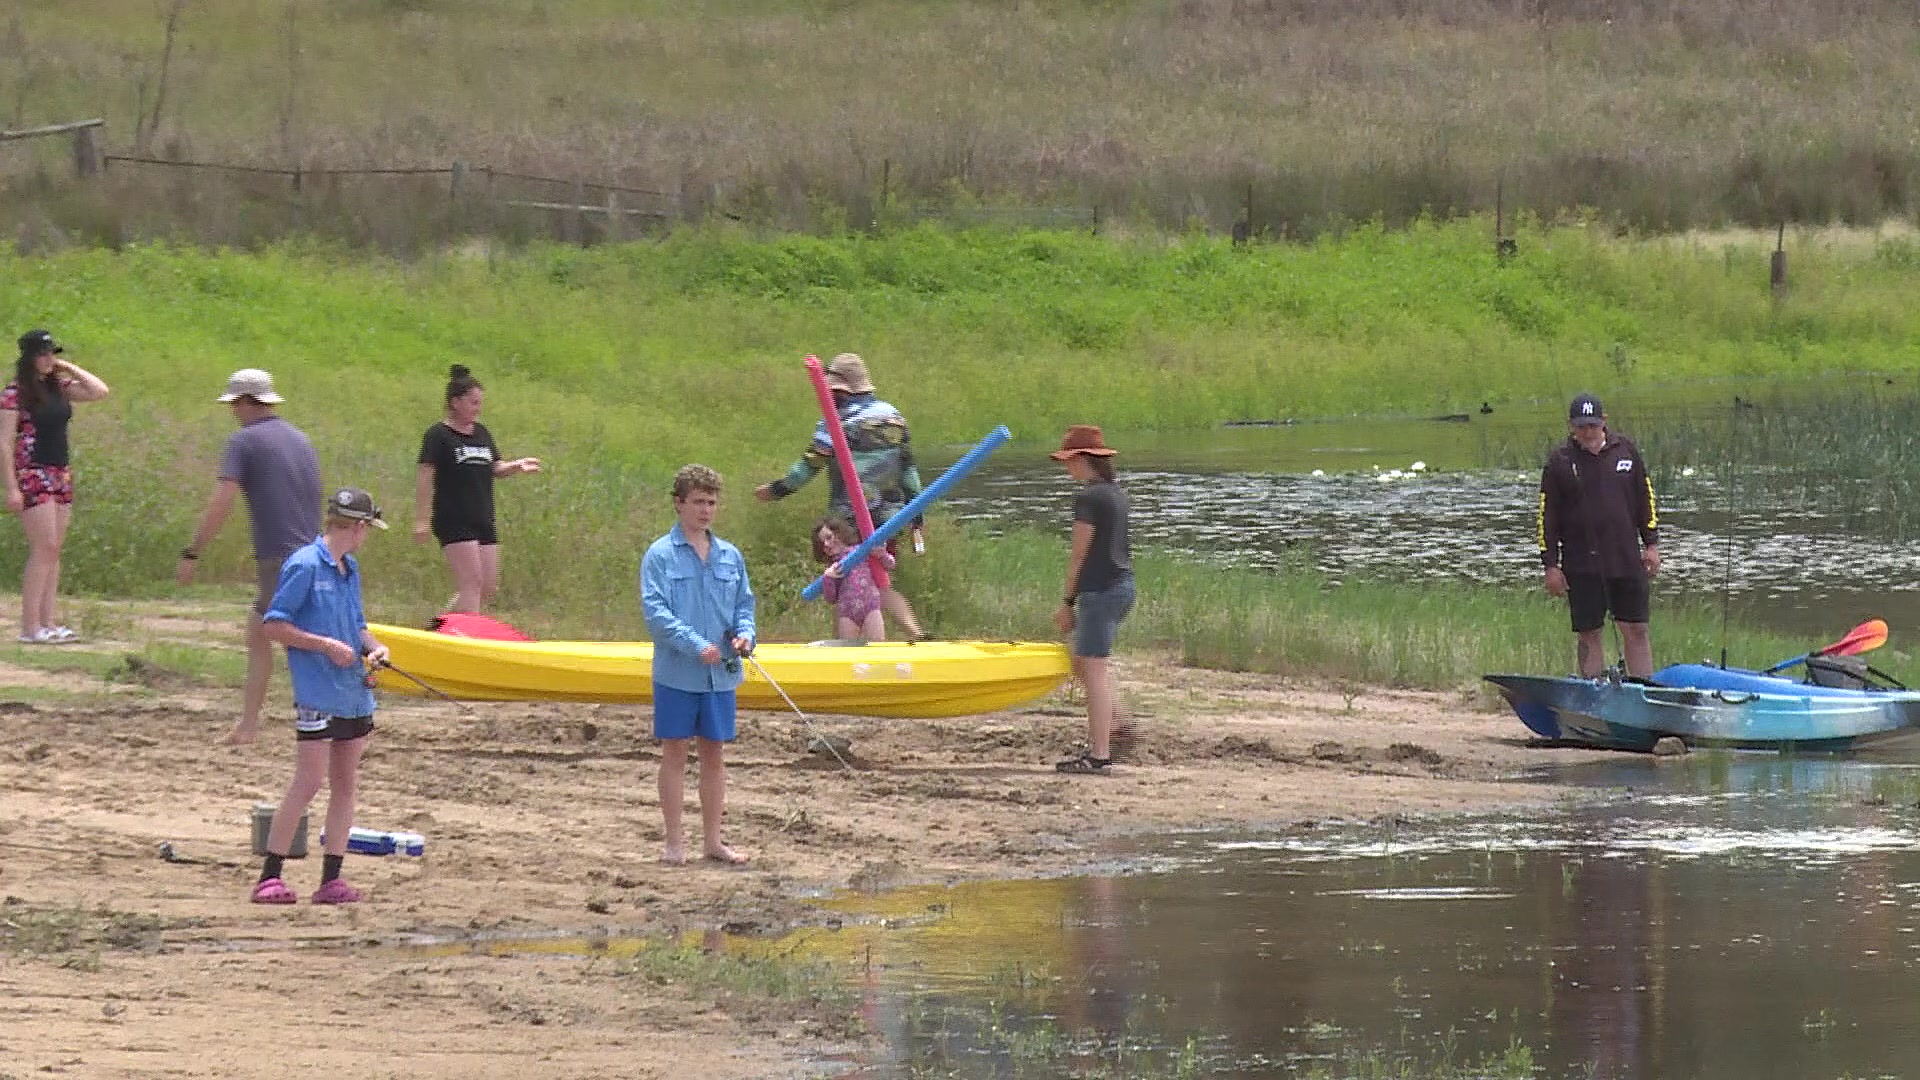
[412,365,540,612]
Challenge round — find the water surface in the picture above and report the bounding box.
[944,380,1920,636]
[812,756,1920,1078]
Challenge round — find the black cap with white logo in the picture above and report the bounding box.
[1568,393,1604,426]
[18,329,61,357]
[328,488,389,529]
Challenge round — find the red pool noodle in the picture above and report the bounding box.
[803,355,891,591]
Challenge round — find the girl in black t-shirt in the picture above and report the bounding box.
[412,365,541,613]
[3,330,110,644]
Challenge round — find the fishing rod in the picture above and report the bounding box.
[738,645,856,775]
[368,654,477,715]
[1718,395,1740,668]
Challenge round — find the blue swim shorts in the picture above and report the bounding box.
[652,683,738,742]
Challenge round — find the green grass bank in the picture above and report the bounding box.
[1,221,1914,681]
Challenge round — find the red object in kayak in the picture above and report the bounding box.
[429,613,534,641]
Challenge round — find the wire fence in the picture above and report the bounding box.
[3,116,1104,250]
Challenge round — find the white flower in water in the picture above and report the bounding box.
[1681,466,1697,477]
[1410,460,1427,472]
[1310,469,1326,478]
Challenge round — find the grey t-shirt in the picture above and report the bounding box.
[219,415,321,564]
[1072,480,1132,594]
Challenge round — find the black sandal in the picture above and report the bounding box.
[1055,750,1112,774]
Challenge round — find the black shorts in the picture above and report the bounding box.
[294,710,376,742]
[1566,574,1650,633]
[434,521,498,547]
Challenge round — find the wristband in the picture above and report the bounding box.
[180,547,200,561]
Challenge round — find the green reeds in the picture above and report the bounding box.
[921,530,1893,690]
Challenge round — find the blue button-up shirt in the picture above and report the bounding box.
[640,524,757,693]
[262,536,375,717]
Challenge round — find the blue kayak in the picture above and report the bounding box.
[1484,663,1920,752]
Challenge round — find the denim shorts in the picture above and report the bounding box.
[1072,577,1135,659]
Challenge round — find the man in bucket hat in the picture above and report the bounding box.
[1538,393,1660,679]
[178,368,324,743]
[756,352,924,638]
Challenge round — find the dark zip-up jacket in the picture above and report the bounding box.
[1538,432,1658,578]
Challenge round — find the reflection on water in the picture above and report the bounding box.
[945,385,1920,636]
[811,756,1920,1078]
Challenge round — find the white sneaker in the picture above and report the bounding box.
[16,628,55,645]
[46,626,77,644]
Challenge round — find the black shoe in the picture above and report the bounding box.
[1055,750,1112,775]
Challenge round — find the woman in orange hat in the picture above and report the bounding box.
[1049,425,1134,774]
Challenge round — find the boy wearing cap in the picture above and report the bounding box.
[249,487,390,905]
[178,369,323,744]
[1538,394,1660,679]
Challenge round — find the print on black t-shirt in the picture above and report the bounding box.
[419,421,500,544]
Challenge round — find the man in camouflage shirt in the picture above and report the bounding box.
[756,353,924,638]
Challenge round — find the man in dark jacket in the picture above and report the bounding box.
[1538,393,1661,678]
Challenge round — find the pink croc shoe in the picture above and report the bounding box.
[310,879,364,905]
[250,877,297,905]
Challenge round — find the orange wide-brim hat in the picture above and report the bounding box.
[1049,424,1118,460]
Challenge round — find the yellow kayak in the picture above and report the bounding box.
[366,624,1072,719]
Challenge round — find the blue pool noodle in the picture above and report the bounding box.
[801,425,1011,601]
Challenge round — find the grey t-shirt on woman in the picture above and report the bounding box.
[219,415,321,564]
[1072,480,1132,595]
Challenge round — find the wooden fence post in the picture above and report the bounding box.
[572,179,586,244]
[605,190,622,243]
[1770,222,1787,293]
[72,125,103,178]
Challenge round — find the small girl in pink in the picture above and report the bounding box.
[814,517,895,641]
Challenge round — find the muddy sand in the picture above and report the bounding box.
[1,613,1611,1078]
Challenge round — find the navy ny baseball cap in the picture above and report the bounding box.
[1568,393,1604,426]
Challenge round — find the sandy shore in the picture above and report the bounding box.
[0,605,1610,1078]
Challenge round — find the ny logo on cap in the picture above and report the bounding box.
[1580,401,1595,415]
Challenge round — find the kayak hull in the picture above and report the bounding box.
[367,624,1071,719]
[1484,664,1920,753]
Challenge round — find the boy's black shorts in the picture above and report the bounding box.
[1565,574,1650,633]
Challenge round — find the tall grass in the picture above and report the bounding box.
[8,0,1920,240]
[927,530,1864,689]
[0,223,1914,658]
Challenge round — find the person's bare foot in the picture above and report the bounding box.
[703,844,748,865]
[660,841,687,865]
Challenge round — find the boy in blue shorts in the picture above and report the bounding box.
[641,464,756,866]
[250,488,390,905]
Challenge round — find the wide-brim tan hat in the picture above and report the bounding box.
[824,353,875,394]
[217,368,284,404]
[1050,424,1118,459]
